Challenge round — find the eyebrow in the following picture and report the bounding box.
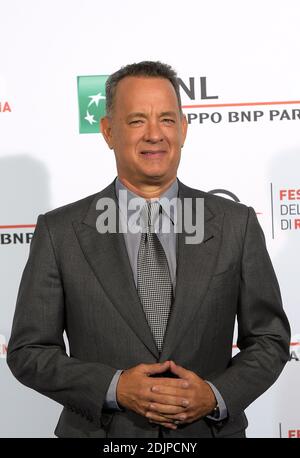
[126,111,178,120]
[160,111,177,118]
[126,112,148,120]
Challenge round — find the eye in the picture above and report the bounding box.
[129,120,144,125]
[162,118,175,124]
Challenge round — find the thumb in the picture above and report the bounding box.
[169,360,190,379]
[143,361,170,376]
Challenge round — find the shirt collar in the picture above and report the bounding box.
[115,177,178,228]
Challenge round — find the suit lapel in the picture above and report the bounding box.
[73,179,224,362]
[159,181,224,361]
[73,181,159,359]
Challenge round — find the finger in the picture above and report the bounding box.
[148,402,186,415]
[150,377,189,389]
[150,385,190,401]
[150,420,177,430]
[146,410,175,423]
[169,360,190,378]
[147,409,187,424]
[149,394,189,409]
[159,413,188,423]
[143,361,170,376]
[161,422,177,430]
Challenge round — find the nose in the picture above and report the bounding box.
[143,120,164,143]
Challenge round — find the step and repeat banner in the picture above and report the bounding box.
[0,0,299,438]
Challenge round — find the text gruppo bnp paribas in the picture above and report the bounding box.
[177,76,300,124]
[186,109,300,124]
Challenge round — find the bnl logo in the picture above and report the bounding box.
[77,75,107,134]
[77,75,219,134]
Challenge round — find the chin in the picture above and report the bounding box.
[142,167,168,178]
[142,173,166,184]
[144,170,167,180]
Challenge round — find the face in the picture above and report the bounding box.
[101,76,187,189]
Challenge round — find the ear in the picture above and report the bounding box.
[181,114,188,145]
[100,116,113,149]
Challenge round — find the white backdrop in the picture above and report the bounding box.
[0,0,299,438]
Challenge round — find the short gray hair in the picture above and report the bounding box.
[105,61,182,117]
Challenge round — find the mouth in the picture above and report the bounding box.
[140,150,167,158]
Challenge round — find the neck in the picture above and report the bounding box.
[118,176,177,199]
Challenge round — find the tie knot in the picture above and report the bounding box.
[141,201,160,230]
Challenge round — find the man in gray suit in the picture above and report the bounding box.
[7,61,290,438]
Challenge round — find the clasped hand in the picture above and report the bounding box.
[116,360,216,430]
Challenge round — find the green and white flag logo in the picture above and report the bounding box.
[77,75,108,134]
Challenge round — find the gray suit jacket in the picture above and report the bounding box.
[7,179,290,438]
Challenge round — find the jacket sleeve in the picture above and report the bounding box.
[208,206,290,418]
[6,214,117,425]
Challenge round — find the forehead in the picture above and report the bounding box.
[113,76,179,112]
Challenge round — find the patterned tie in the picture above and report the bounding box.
[137,201,173,352]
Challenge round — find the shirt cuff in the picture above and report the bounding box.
[205,381,228,421]
[103,369,124,411]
